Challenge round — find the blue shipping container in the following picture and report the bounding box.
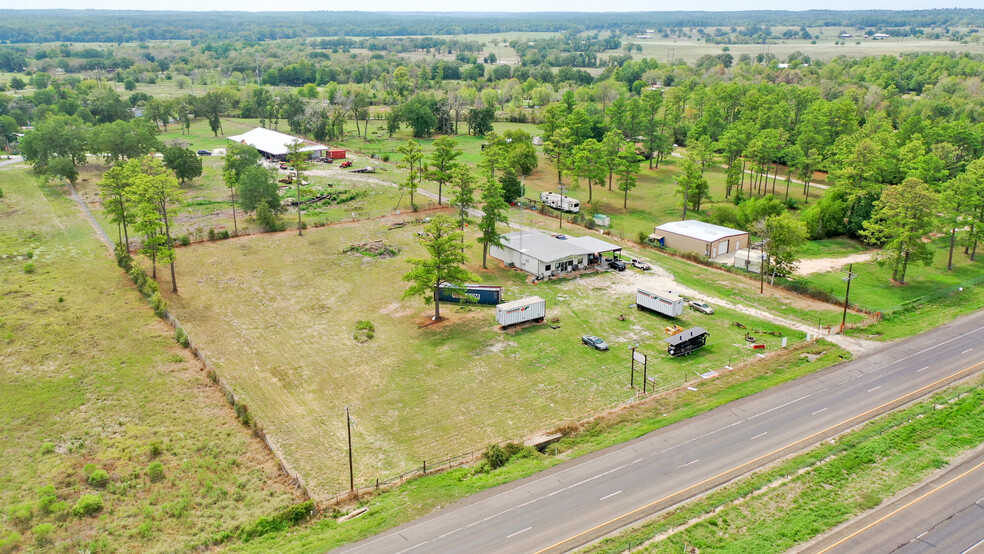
[439,283,503,305]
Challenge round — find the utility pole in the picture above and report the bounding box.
[558,184,567,229]
[346,406,354,492]
[841,263,857,333]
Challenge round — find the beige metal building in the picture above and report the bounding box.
[652,220,748,258]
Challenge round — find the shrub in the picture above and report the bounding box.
[25,251,33,259]
[58,296,64,303]
[0,532,22,551]
[256,201,283,232]
[175,327,190,348]
[234,403,252,427]
[636,231,648,244]
[36,486,57,513]
[382,154,390,162]
[239,501,314,542]
[32,523,53,546]
[484,444,509,470]
[207,228,217,241]
[179,235,191,246]
[218,230,230,240]
[353,320,375,343]
[7,502,32,525]
[39,442,55,455]
[149,441,163,459]
[150,293,167,318]
[23,262,35,274]
[71,494,103,517]
[146,462,165,483]
[88,469,110,488]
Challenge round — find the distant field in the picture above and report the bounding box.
[163,213,804,499]
[0,166,298,552]
[620,35,984,64]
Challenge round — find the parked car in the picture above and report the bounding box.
[581,335,610,351]
[197,149,211,156]
[278,162,288,169]
[631,259,652,270]
[607,258,626,271]
[689,300,715,315]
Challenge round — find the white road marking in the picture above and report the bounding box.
[750,432,767,440]
[507,527,531,539]
[962,348,975,354]
[812,408,827,415]
[679,459,700,468]
[600,491,622,501]
[916,531,928,539]
[962,537,984,554]
[747,394,812,420]
[868,386,882,393]
[632,458,644,464]
[917,366,929,373]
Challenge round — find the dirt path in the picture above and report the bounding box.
[794,252,876,276]
[583,260,881,357]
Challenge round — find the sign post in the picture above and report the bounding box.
[633,348,648,393]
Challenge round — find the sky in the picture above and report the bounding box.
[25,1,984,12]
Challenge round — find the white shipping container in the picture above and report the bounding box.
[496,296,546,327]
[636,288,683,317]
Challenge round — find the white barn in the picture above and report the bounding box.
[226,128,328,160]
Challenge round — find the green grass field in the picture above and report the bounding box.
[161,211,806,499]
[798,236,870,259]
[0,166,299,552]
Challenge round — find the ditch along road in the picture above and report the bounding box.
[336,309,984,554]
[798,444,984,554]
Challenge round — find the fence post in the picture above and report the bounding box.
[423,460,426,474]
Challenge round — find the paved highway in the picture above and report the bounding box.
[800,446,984,554]
[337,310,984,553]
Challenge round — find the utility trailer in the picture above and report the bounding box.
[663,327,708,357]
[540,192,580,213]
[496,296,546,327]
[636,289,684,318]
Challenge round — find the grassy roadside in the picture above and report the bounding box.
[234,341,848,552]
[583,374,984,553]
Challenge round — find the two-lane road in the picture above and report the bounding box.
[338,311,984,553]
[801,446,984,553]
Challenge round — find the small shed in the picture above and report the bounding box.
[592,214,611,228]
[733,248,766,274]
[653,220,748,259]
[664,327,708,357]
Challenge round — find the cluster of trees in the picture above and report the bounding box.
[4,10,983,43]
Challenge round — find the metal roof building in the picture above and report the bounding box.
[226,128,328,159]
[489,230,622,277]
[652,220,748,259]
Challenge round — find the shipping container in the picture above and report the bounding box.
[496,296,546,327]
[540,192,580,213]
[327,149,347,159]
[636,288,683,317]
[439,283,503,305]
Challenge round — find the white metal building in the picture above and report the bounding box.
[652,220,748,258]
[226,128,328,160]
[489,230,622,277]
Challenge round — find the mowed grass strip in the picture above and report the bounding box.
[233,341,847,553]
[163,212,808,498]
[0,167,299,552]
[584,375,984,554]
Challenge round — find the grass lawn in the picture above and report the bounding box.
[796,236,984,315]
[798,236,869,259]
[162,212,807,499]
[235,340,847,553]
[0,166,299,552]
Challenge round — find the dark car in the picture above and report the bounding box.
[197,149,211,156]
[581,335,610,351]
[607,259,626,271]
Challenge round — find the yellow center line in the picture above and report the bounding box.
[816,456,984,553]
[536,359,984,553]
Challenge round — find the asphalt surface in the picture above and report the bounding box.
[800,446,984,554]
[337,309,984,554]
